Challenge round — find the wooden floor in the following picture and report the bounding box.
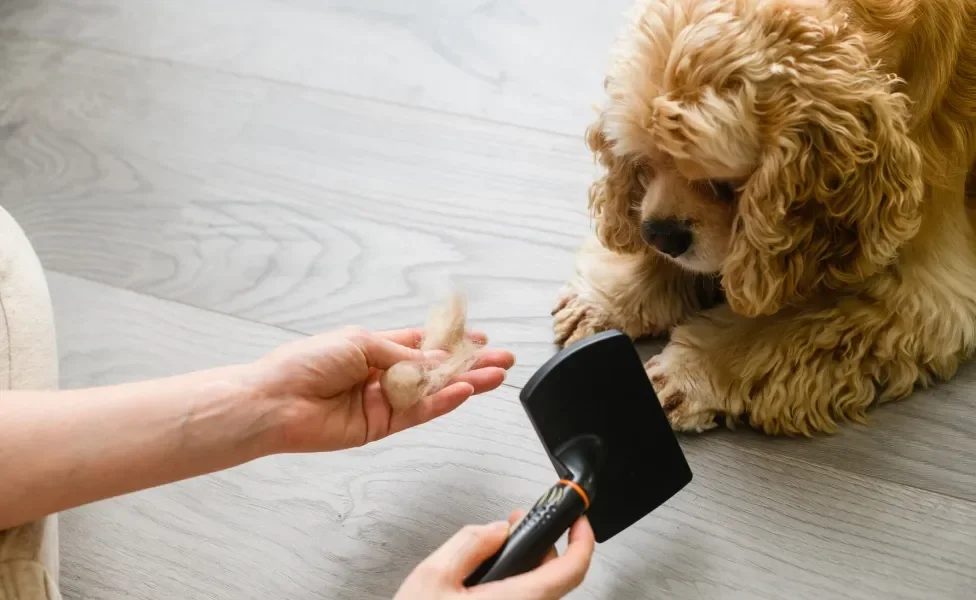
[2,2,974,599]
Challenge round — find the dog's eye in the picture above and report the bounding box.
[705,180,737,203]
[634,159,655,187]
[691,179,738,203]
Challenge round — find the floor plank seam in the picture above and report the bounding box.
[715,434,976,507]
[43,269,532,400]
[5,4,974,595]
[43,268,313,339]
[196,164,588,251]
[0,26,591,144]
[44,271,976,505]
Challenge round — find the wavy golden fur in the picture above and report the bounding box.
[553,0,976,435]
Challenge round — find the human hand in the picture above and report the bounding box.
[246,326,515,453]
[394,509,596,600]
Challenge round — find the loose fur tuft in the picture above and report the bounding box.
[380,293,480,410]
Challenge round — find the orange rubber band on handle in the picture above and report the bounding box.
[557,479,590,509]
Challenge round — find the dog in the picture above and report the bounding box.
[552,0,976,435]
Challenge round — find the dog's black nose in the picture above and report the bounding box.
[641,219,692,258]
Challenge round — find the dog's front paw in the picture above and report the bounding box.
[551,287,613,347]
[646,344,725,432]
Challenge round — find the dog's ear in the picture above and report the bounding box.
[721,14,923,317]
[585,112,647,255]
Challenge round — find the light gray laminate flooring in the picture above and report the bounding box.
[1,2,974,599]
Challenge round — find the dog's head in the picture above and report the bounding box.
[587,0,923,316]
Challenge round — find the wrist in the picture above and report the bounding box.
[185,364,285,462]
[220,361,301,457]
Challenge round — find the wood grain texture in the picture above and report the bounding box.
[3,34,976,505]
[48,273,976,600]
[2,3,976,597]
[0,0,631,135]
[726,384,976,504]
[0,35,593,386]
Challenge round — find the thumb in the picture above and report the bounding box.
[349,330,431,370]
[418,521,510,583]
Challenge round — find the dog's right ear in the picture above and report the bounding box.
[585,112,647,255]
[720,9,923,318]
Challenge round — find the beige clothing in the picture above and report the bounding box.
[0,204,62,600]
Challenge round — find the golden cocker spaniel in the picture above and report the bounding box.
[552,0,976,435]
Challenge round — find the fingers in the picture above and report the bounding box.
[388,363,508,436]
[357,329,507,372]
[377,328,489,349]
[365,325,515,437]
[375,328,425,349]
[471,348,516,371]
[567,515,596,548]
[419,349,513,384]
[416,521,510,583]
[353,331,428,370]
[452,366,508,395]
[389,360,509,432]
[507,509,557,566]
[467,516,595,600]
[389,382,475,434]
[528,516,595,594]
[425,349,512,401]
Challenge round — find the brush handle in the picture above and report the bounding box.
[463,480,589,587]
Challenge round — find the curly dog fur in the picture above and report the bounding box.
[553,0,976,435]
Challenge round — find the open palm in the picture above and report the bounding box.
[251,327,515,452]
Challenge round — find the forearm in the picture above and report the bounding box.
[0,366,276,530]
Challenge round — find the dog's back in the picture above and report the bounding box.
[846,0,976,183]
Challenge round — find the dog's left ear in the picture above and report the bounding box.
[583,110,648,255]
[721,14,924,317]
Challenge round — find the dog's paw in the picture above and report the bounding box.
[645,344,725,432]
[551,288,612,347]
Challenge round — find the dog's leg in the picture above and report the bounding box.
[647,274,976,434]
[552,234,719,346]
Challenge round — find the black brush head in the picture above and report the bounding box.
[519,330,693,543]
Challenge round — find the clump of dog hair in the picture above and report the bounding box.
[381,293,481,410]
